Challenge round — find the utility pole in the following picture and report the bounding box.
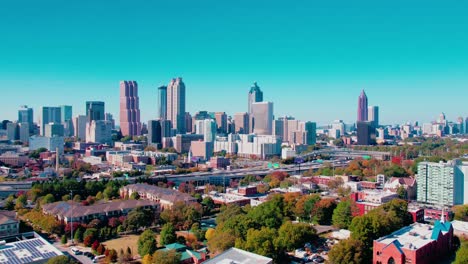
[70,190,74,246]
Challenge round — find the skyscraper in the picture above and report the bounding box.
[86,120,113,145]
[120,80,142,136]
[368,106,379,128]
[60,105,73,123]
[41,107,61,135]
[18,105,33,131]
[357,121,376,145]
[215,112,228,134]
[147,120,162,148]
[72,115,87,141]
[157,85,167,120]
[251,102,273,135]
[248,82,263,114]
[304,121,317,145]
[357,90,368,122]
[234,112,249,134]
[167,77,186,134]
[203,119,217,142]
[86,101,105,122]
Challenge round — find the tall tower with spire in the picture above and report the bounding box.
[248,82,263,114]
[357,90,368,122]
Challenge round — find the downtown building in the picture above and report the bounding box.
[120,81,142,136]
[86,120,113,145]
[167,77,186,134]
[416,160,467,206]
[251,102,273,135]
[41,106,61,135]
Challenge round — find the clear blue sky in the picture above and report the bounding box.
[1,0,467,125]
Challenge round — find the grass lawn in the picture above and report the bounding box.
[103,235,140,255]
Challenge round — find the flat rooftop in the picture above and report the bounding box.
[0,233,63,263]
[376,222,449,251]
[203,248,272,264]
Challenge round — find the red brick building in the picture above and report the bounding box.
[373,221,454,264]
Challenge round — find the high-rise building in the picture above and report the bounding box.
[86,120,113,145]
[167,78,186,134]
[248,82,263,114]
[44,123,64,137]
[203,119,217,143]
[86,101,105,122]
[357,90,368,122]
[157,86,167,120]
[41,107,61,135]
[120,80,142,137]
[368,106,379,127]
[18,105,33,132]
[105,113,115,129]
[417,160,467,206]
[185,112,193,134]
[59,105,72,123]
[72,115,87,141]
[357,121,376,145]
[234,112,250,134]
[251,102,273,135]
[215,112,228,134]
[303,121,317,145]
[147,120,162,148]
[6,123,19,141]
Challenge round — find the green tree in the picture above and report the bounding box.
[396,185,407,200]
[247,195,284,229]
[328,239,365,264]
[61,235,68,245]
[240,227,277,259]
[152,250,181,264]
[15,194,27,210]
[130,192,140,200]
[74,228,84,243]
[4,195,15,210]
[41,194,55,205]
[453,205,468,221]
[160,223,177,246]
[138,230,157,257]
[275,221,317,252]
[454,239,468,264]
[124,207,155,232]
[46,256,78,264]
[207,231,236,254]
[294,194,320,221]
[332,200,354,229]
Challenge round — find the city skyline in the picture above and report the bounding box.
[1,1,467,124]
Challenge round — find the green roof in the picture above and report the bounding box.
[164,243,187,251]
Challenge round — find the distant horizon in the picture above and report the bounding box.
[1,1,467,124]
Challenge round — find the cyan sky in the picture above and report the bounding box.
[1,0,467,125]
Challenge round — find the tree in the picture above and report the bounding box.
[107,249,118,263]
[396,186,408,200]
[294,194,320,221]
[74,228,84,243]
[332,200,354,229]
[73,194,81,202]
[205,228,215,241]
[241,227,277,259]
[453,205,468,221]
[4,195,15,210]
[152,250,181,264]
[454,239,468,264]
[247,195,284,229]
[61,235,68,245]
[124,207,155,232]
[141,254,153,264]
[207,231,236,254]
[312,198,337,225]
[275,221,317,252]
[83,235,94,247]
[46,256,78,264]
[328,239,365,264]
[15,194,27,210]
[138,230,157,257]
[191,223,205,241]
[160,223,177,246]
[130,192,140,200]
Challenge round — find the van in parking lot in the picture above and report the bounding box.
[93,255,106,263]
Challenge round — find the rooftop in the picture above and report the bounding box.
[203,247,272,264]
[376,222,452,251]
[122,184,197,204]
[0,211,17,226]
[0,233,63,263]
[42,199,155,219]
